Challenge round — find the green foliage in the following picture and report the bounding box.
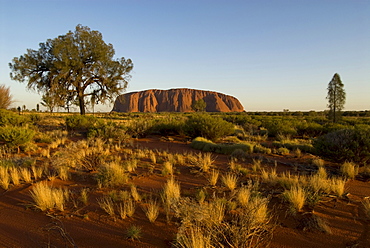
[184,113,234,141]
[262,119,297,137]
[327,73,346,123]
[313,127,370,163]
[65,115,100,132]
[191,137,253,155]
[191,99,206,112]
[87,121,128,140]
[127,119,154,138]
[9,24,133,115]
[0,126,35,149]
[0,109,30,126]
[149,116,185,136]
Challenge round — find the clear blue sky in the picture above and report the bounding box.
[0,0,369,112]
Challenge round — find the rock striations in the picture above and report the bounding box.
[112,88,244,112]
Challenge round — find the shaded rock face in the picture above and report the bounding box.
[112,88,244,112]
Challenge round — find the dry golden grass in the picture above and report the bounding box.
[56,166,69,181]
[207,169,219,187]
[162,161,174,176]
[97,195,115,216]
[261,168,278,185]
[20,167,32,183]
[30,181,68,211]
[283,185,306,213]
[237,186,252,208]
[143,200,160,223]
[330,177,346,197]
[130,185,141,202]
[362,198,370,219]
[0,167,10,189]
[9,167,20,185]
[175,224,211,248]
[31,165,43,181]
[197,152,214,172]
[340,162,358,179]
[222,173,238,191]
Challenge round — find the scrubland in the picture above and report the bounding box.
[0,109,369,247]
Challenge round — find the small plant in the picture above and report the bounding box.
[312,158,325,168]
[0,167,10,189]
[283,185,306,213]
[31,165,43,181]
[197,152,214,172]
[126,225,142,241]
[208,169,219,187]
[130,185,141,202]
[340,161,358,179]
[251,158,262,172]
[330,177,346,197]
[237,186,252,208]
[162,161,174,176]
[9,167,20,185]
[20,167,32,183]
[57,166,70,181]
[80,188,89,206]
[143,200,160,223]
[98,196,115,217]
[221,172,238,191]
[362,198,370,219]
[150,152,157,164]
[125,198,136,217]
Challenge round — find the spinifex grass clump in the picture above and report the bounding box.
[30,181,69,211]
[340,161,358,179]
[208,169,219,187]
[143,200,160,223]
[283,185,306,213]
[221,172,238,191]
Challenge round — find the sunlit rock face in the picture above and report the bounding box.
[112,88,244,112]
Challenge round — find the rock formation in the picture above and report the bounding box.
[112,88,244,112]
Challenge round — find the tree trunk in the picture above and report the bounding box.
[78,93,86,115]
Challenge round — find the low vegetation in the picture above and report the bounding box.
[0,110,368,247]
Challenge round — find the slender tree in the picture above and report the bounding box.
[0,84,14,109]
[191,99,206,112]
[326,73,346,122]
[9,25,133,115]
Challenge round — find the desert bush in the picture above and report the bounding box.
[127,119,154,138]
[150,116,185,136]
[313,127,370,163]
[262,119,297,137]
[87,121,129,140]
[253,144,272,154]
[184,113,234,141]
[98,195,115,216]
[0,109,30,126]
[65,115,100,132]
[191,137,253,155]
[0,126,35,152]
[276,147,290,155]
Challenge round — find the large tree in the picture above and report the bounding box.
[9,25,133,115]
[0,84,14,109]
[326,73,345,122]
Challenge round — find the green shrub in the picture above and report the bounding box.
[65,115,100,132]
[262,119,297,137]
[149,117,185,136]
[87,121,128,140]
[0,109,30,126]
[253,144,272,154]
[184,113,234,141]
[190,137,253,155]
[127,119,154,138]
[0,126,35,151]
[313,127,370,163]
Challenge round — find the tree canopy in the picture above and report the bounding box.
[326,73,345,122]
[9,25,133,115]
[191,99,206,112]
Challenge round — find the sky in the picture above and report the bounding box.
[0,0,369,112]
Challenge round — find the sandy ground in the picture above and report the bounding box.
[0,136,369,248]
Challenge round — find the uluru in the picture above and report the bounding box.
[112,88,244,112]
